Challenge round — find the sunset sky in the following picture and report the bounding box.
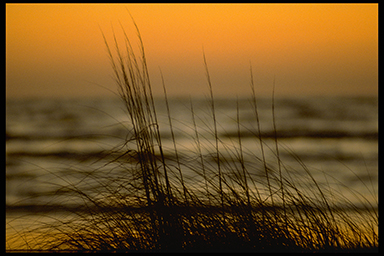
[6,4,378,99]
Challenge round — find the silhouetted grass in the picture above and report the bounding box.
[6,19,378,253]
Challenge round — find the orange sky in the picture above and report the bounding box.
[6,4,378,99]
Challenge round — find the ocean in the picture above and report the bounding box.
[6,96,378,212]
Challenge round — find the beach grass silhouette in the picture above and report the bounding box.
[6,19,378,252]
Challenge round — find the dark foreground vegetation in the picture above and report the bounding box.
[6,19,378,253]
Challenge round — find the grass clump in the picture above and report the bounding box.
[6,19,378,253]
